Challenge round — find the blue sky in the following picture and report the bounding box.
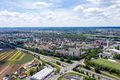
[0,0,120,27]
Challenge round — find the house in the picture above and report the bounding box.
[19,72,27,79]
[3,74,16,80]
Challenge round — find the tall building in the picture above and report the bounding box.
[107,40,110,47]
[68,47,82,57]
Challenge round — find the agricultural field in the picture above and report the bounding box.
[0,49,34,79]
[92,59,120,71]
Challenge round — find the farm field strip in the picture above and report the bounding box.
[0,53,10,60]
[8,50,19,61]
[4,50,17,60]
[0,53,8,60]
[0,49,13,57]
[10,52,23,61]
[0,50,15,61]
[0,52,6,57]
[17,53,25,61]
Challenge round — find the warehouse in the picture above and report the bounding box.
[31,67,54,80]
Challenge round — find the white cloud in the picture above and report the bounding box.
[0,0,120,27]
[86,0,102,4]
[83,7,102,13]
[0,10,81,27]
[73,5,84,12]
[32,1,52,9]
[0,10,20,17]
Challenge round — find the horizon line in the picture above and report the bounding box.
[0,26,120,28]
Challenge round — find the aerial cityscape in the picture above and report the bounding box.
[0,27,120,80]
[0,0,120,80]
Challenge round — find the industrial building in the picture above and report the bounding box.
[31,67,54,80]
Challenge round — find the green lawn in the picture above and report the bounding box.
[16,54,34,64]
[92,59,120,71]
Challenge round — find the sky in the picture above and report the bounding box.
[0,0,120,27]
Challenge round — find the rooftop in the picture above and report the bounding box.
[110,49,120,54]
[31,67,54,80]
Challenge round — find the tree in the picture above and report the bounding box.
[66,58,71,63]
[84,65,91,70]
[113,54,120,59]
[94,67,100,73]
[115,45,119,50]
[56,61,61,65]
[37,56,40,60]
[29,70,34,76]
[60,57,64,61]
[36,67,39,72]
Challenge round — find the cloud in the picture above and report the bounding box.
[0,0,120,27]
[73,5,84,12]
[86,0,103,5]
[32,1,52,9]
[0,10,82,27]
[0,10,21,18]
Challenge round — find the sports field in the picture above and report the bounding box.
[92,59,120,71]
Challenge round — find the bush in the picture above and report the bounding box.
[113,54,120,60]
[66,58,72,63]
[60,57,64,61]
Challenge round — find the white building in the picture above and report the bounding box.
[99,52,112,59]
[31,67,54,80]
[109,49,120,54]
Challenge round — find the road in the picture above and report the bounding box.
[80,68,115,80]
[49,59,84,80]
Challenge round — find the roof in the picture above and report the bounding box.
[31,67,54,80]
[110,49,120,54]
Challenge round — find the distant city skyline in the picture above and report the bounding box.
[0,0,120,27]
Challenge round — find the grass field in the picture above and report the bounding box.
[16,54,34,64]
[92,59,120,71]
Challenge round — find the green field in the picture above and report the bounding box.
[92,59,120,71]
[16,54,34,64]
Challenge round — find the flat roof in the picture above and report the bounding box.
[110,49,120,54]
[31,67,54,80]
